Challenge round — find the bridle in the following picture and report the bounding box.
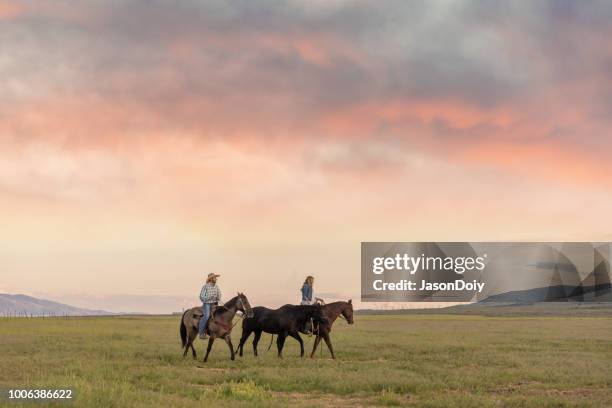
[230,296,253,330]
[338,306,353,324]
[211,296,250,331]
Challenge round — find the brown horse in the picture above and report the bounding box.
[309,299,354,359]
[256,299,355,359]
[179,293,253,362]
[236,304,329,358]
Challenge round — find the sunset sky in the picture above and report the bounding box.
[1,1,611,313]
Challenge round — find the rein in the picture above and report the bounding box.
[210,297,247,332]
[211,313,244,331]
[314,318,322,357]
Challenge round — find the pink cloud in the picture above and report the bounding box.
[0,1,22,19]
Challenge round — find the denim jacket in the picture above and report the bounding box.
[301,283,312,303]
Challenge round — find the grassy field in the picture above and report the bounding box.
[1,312,611,407]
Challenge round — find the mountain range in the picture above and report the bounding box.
[2,282,610,317]
[480,283,612,303]
[0,293,113,316]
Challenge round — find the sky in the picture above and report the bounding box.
[1,1,611,313]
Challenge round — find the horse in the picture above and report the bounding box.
[246,299,355,359]
[236,304,328,358]
[179,292,253,362]
[309,299,354,359]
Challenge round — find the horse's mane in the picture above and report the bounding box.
[325,301,350,307]
[214,295,240,316]
[287,304,321,322]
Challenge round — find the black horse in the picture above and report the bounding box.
[236,304,328,358]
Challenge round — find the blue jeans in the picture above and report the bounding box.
[198,303,212,336]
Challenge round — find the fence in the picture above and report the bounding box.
[0,311,73,319]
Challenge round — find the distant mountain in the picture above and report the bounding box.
[480,283,612,303]
[0,293,114,316]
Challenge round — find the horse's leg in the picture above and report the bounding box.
[252,330,262,357]
[289,332,304,358]
[322,332,335,359]
[183,327,193,358]
[310,335,322,358]
[203,338,215,362]
[188,328,198,359]
[276,333,287,358]
[224,335,235,361]
[190,334,197,359]
[182,331,189,358]
[237,328,251,357]
[182,321,192,358]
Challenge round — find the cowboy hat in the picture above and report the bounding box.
[207,273,221,279]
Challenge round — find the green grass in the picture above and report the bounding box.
[1,313,611,407]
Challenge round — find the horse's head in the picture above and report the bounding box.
[342,299,354,324]
[341,299,355,324]
[236,292,254,318]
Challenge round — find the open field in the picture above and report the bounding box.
[1,311,611,407]
[360,302,612,318]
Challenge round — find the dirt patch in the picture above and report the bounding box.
[193,366,236,373]
[489,380,540,394]
[490,383,610,403]
[546,387,611,400]
[272,391,393,407]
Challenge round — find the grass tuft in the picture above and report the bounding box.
[213,380,271,401]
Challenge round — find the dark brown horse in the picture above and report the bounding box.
[239,300,354,359]
[179,293,253,362]
[236,304,328,358]
[309,299,354,359]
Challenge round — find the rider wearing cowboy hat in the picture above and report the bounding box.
[199,273,222,339]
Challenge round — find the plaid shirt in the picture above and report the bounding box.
[199,283,222,304]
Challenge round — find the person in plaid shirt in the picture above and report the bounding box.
[198,273,222,339]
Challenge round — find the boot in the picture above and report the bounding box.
[303,319,312,335]
[199,317,209,339]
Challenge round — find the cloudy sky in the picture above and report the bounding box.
[1,1,611,313]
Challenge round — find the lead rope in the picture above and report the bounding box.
[308,317,322,357]
[267,318,313,352]
[210,312,242,332]
[230,299,246,330]
[211,299,245,332]
[230,312,244,330]
[316,319,322,357]
[267,334,274,351]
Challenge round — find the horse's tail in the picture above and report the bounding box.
[267,334,274,351]
[179,309,189,347]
